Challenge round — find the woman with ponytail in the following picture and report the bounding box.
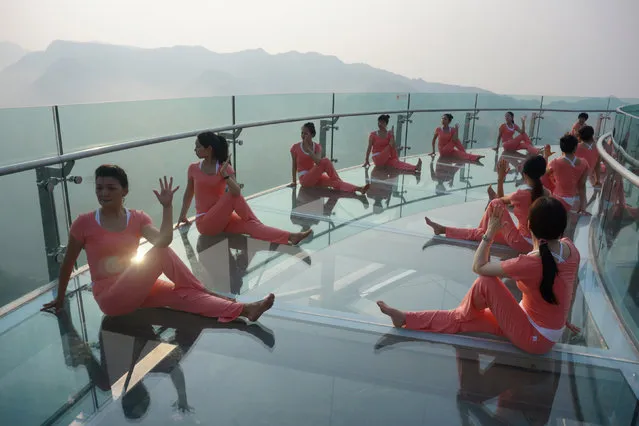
[494,112,539,155]
[177,132,312,245]
[379,196,579,354]
[425,156,549,253]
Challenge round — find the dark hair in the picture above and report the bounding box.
[559,134,579,154]
[378,114,390,124]
[506,111,514,120]
[578,125,595,141]
[197,131,228,164]
[302,122,316,138]
[578,112,589,120]
[95,164,128,189]
[443,113,453,121]
[522,156,546,203]
[528,196,567,305]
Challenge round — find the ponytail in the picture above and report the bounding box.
[530,177,543,203]
[538,240,558,304]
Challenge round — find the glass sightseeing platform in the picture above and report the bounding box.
[1,149,639,425]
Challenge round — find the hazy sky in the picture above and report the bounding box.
[1,0,638,97]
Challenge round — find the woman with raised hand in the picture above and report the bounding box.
[380,196,580,355]
[429,113,484,162]
[43,165,274,322]
[178,131,311,245]
[364,114,422,172]
[494,112,539,155]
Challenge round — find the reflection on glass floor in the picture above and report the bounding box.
[1,149,638,425]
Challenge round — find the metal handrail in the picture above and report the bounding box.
[618,105,639,120]
[0,106,614,178]
[597,132,639,188]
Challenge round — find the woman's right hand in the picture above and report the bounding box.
[428,151,436,157]
[496,158,510,180]
[41,298,63,314]
[288,181,297,187]
[220,154,232,177]
[363,160,370,168]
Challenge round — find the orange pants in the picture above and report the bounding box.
[372,145,418,172]
[405,275,554,354]
[440,140,482,162]
[300,157,358,192]
[196,192,290,244]
[93,247,243,321]
[445,199,533,253]
[502,134,539,155]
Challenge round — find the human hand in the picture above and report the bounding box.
[220,155,232,178]
[41,298,64,314]
[486,202,504,236]
[176,215,190,228]
[496,158,510,180]
[428,151,436,158]
[153,176,180,208]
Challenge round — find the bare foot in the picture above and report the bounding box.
[242,293,275,322]
[358,183,371,195]
[289,229,312,245]
[487,185,497,200]
[377,301,406,328]
[416,158,423,173]
[424,216,446,235]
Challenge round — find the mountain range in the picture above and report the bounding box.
[0,40,489,108]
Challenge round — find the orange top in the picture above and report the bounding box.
[501,238,579,330]
[499,123,521,141]
[290,142,321,173]
[508,187,535,238]
[369,131,393,153]
[435,127,457,151]
[571,121,583,137]
[69,209,152,284]
[575,142,599,175]
[547,156,589,197]
[188,161,235,215]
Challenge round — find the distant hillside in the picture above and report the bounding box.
[0,40,489,107]
[0,42,27,72]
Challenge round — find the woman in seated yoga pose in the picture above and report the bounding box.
[364,114,422,172]
[292,122,369,194]
[380,196,579,354]
[425,155,548,253]
[177,131,311,245]
[545,134,589,213]
[494,112,539,155]
[43,165,274,321]
[429,114,484,162]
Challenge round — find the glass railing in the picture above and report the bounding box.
[1,94,639,426]
[0,93,623,310]
[593,105,639,347]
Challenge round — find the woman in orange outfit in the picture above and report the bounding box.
[364,114,422,172]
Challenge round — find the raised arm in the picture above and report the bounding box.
[494,126,502,151]
[496,158,510,201]
[143,176,180,248]
[472,203,508,277]
[41,234,84,313]
[221,156,242,196]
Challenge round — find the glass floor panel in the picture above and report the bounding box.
[0,146,635,425]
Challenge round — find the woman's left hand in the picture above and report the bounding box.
[153,176,180,207]
[486,201,504,236]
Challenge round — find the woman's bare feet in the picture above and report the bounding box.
[424,216,446,235]
[289,229,312,245]
[377,301,406,328]
[416,158,423,173]
[241,293,275,322]
[487,185,497,200]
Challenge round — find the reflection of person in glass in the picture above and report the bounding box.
[177,132,311,246]
[455,347,561,425]
[364,114,422,172]
[426,156,549,253]
[42,165,275,322]
[53,308,274,421]
[430,156,465,195]
[365,165,404,214]
[429,114,484,162]
[494,112,539,155]
[379,197,580,354]
[291,122,369,194]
